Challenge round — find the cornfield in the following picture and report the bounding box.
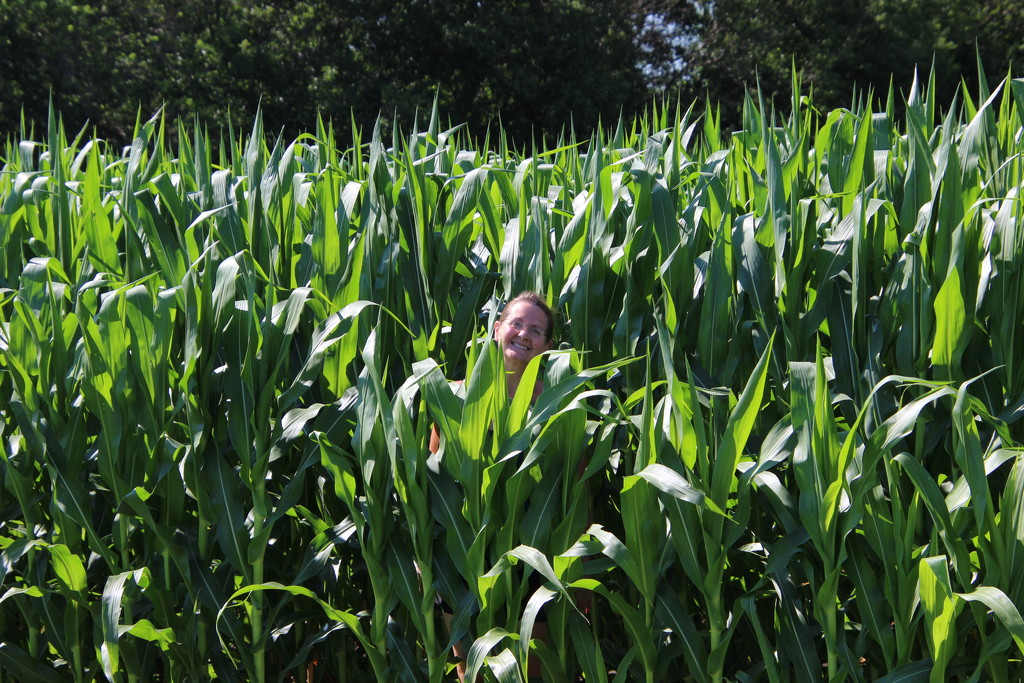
[2,69,1024,682]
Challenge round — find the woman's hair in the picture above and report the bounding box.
[499,291,555,342]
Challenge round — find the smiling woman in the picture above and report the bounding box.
[493,291,555,400]
[428,291,555,455]
[426,291,557,679]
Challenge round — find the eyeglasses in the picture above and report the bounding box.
[504,319,547,339]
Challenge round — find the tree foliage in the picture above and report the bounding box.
[0,0,650,145]
[676,0,1024,124]
[1,0,1022,144]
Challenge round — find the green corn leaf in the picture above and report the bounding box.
[120,619,176,651]
[590,579,658,680]
[0,642,65,683]
[656,587,710,683]
[918,556,960,682]
[101,568,152,681]
[932,265,967,380]
[895,453,972,582]
[488,647,526,683]
[568,610,609,683]
[466,628,516,683]
[710,334,774,510]
[957,586,1024,655]
[217,582,384,676]
[45,543,87,594]
[875,659,933,682]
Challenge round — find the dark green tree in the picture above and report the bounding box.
[1,0,656,145]
[671,0,1024,126]
[1,0,259,141]
[333,0,649,143]
[0,1,95,136]
[4,0,1022,144]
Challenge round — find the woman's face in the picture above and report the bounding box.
[493,300,551,372]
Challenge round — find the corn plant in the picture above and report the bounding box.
[2,70,1024,681]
